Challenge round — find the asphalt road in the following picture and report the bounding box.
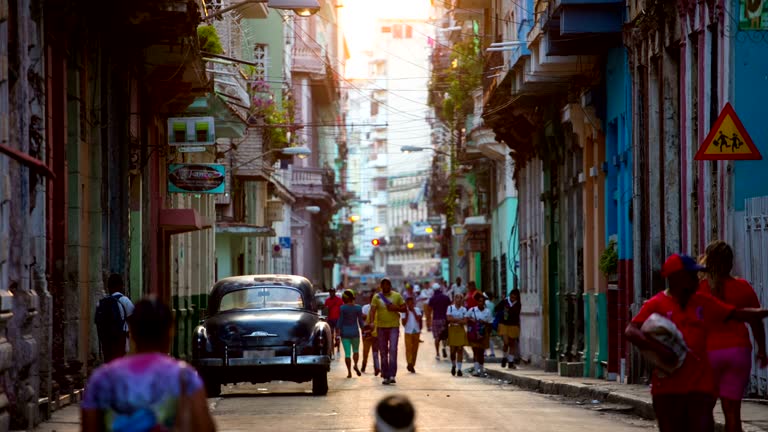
[33,334,657,431]
[210,335,656,431]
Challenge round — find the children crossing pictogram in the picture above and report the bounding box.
[695,102,762,160]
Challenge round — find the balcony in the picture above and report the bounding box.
[292,39,326,75]
[291,167,337,209]
[541,0,624,55]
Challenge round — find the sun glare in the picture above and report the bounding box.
[340,0,432,78]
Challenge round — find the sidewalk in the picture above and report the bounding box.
[468,348,768,432]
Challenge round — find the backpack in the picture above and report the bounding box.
[95,294,127,342]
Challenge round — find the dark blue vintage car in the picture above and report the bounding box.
[192,275,333,396]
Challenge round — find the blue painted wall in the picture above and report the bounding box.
[605,47,633,258]
[491,197,519,297]
[732,3,768,210]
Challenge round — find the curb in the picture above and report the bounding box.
[481,367,766,432]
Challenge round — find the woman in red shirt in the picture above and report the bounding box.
[702,241,767,432]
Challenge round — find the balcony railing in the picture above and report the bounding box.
[291,167,336,202]
[292,39,326,75]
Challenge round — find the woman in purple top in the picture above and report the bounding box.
[81,298,216,432]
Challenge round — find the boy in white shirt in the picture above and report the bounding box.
[401,297,423,373]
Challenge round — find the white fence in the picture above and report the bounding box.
[744,196,768,397]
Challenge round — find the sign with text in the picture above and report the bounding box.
[167,117,215,146]
[740,0,767,31]
[168,164,226,194]
[694,103,762,161]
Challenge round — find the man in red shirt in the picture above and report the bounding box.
[465,281,479,309]
[626,254,768,432]
[325,287,344,351]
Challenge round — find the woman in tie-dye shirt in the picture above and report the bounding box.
[82,298,216,432]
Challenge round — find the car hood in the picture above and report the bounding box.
[204,309,318,346]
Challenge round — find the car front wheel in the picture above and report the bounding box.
[312,371,328,396]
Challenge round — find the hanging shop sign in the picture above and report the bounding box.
[739,1,767,31]
[168,164,226,194]
[167,116,216,146]
[694,103,762,161]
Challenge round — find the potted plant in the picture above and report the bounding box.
[599,238,618,283]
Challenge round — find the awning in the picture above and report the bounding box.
[160,209,213,235]
[216,223,276,237]
[463,215,490,231]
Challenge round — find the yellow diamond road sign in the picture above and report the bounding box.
[695,102,762,160]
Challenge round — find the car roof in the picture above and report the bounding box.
[208,275,316,314]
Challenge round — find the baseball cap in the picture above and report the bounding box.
[661,253,706,278]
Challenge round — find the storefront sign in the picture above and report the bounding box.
[168,164,226,194]
[740,1,767,31]
[167,117,215,146]
[466,230,488,252]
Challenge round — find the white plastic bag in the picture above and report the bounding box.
[639,313,688,375]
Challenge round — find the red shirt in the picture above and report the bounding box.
[325,296,344,320]
[465,290,479,309]
[631,291,735,395]
[699,278,760,351]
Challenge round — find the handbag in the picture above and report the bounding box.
[467,310,486,343]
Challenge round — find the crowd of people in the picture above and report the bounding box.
[324,276,521,384]
[79,237,768,432]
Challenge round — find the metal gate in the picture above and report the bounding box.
[744,196,768,397]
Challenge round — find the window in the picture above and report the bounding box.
[371,100,379,117]
[392,24,413,39]
[219,286,303,312]
[253,44,268,81]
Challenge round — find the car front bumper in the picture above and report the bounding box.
[196,354,331,368]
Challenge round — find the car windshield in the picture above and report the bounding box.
[219,286,304,312]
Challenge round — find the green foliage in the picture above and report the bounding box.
[599,239,619,278]
[250,80,295,150]
[437,37,483,123]
[198,25,224,55]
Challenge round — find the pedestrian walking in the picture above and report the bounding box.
[95,274,135,363]
[361,293,381,376]
[374,395,415,432]
[369,278,406,385]
[496,288,521,369]
[428,286,451,360]
[701,241,768,432]
[467,292,494,376]
[626,253,768,432]
[447,294,468,376]
[465,281,479,309]
[338,289,365,378]
[82,297,216,432]
[448,277,466,299]
[485,292,497,358]
[401,296,423,373]
[324,287,344,354]
[417,283,434,329]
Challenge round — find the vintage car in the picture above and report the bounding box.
[192,275,333,396]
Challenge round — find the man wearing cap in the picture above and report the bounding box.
[626,253,768,432]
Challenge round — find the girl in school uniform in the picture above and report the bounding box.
[447,293,469,376]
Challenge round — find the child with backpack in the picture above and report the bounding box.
[95,274,135,362]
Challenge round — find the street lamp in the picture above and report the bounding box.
[232,146,311,170]
[301,206,321,214]
[400,145,450,157]
[202,0,320,21]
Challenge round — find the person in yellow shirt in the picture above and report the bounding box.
[369,278,406,385]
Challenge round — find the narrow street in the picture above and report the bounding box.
[209,334,655,431]
[35,333,656,431]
